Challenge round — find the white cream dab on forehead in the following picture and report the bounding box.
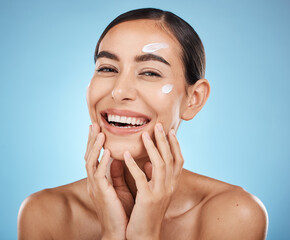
[162,84,173,94]
[142,42,169,53]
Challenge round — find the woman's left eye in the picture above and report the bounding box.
[140,71,161,77]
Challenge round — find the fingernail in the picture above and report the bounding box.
[156,123,163,132]
[170,129,175,136]
[143,132,151,140]
[124,151,131,159]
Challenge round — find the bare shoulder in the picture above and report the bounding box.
[18,184,74,240]
[199,185,268,240]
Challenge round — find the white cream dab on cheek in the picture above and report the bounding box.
[142,42,169,53]
[162,84,173,94]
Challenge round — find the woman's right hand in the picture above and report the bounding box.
[84,123,129,240]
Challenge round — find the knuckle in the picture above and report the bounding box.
[136,172,146,182]
[154,193,164,202]
[94,169,102,179]
[85,163,89,170]
[174,137,180,145]
[160,134,167,142]
[93,139,99,147]
[179,157,185,165]
[85,161,90,169]
[157,160,165,169]
[166,154,174,163]
[94,170,99,178]
[174,141,180,149]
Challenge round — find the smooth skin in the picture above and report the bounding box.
[18,19,268,240]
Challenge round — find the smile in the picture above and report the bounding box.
[100,109,151,134]
[107,114,148,127]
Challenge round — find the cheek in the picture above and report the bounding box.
[139,83,181,125]
[139,83,172,103]
[86,78,112,121]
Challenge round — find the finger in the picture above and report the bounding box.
[84,125,92,161]
[85,132,105,184]
[111,159,128,189]
[84,125,92,157]
[84,123,100,161]
[142,132,165,189]
[124,151,149,193]
[168,129,184,186]
[143,161,152,180]
[95,149,111,179]
[85,123,100,160]
[154,123,174,182]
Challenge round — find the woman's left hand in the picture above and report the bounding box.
[124,123,184,240]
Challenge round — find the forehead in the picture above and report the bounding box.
[98,19,182,59]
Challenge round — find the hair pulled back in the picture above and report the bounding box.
[94,8,205,85]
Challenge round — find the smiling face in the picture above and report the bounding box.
[86,19,190,161]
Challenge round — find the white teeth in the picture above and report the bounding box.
[107,114,148,126]
[120,116,127,123]
[115,115,120,122]
[126,117,132,124]
[132,118,136,125]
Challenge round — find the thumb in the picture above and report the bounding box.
[110,159,129,190]
[144,161,152,181]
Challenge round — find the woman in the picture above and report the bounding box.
[18,8,268,240]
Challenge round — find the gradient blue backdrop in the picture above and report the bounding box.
[1,0,289,239]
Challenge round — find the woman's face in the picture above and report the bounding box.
[87,19,189,161]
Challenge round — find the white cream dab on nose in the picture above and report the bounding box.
[162,84,173,94]
[142,42,169,53]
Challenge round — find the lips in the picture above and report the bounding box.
[100,108,151,135]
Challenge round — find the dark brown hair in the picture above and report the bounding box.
[94,8,205,85]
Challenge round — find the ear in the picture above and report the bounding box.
[181,79,210,121]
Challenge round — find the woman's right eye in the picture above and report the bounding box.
[96,67,118,73]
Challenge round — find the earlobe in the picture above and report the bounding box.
[181,79,210,121]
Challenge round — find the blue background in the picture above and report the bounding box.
[0,0,289,239]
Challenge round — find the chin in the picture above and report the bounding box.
[104,138,147,161]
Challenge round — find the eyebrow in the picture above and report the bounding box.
[95,50,170,66]
[135,53,170,66]
[95,51,120,61]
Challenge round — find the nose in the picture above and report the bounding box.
[111,74,137,103]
